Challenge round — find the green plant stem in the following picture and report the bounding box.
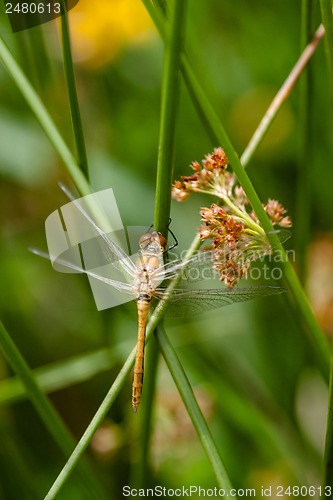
[156,325,234,493]
[240,22,325,167]
[324,357,333,488]
[187,346,320,483]
[224,155,330,379]
[0,36,91,197]
[44,346,137,499]
[154,0,187,232]
[0,348,114,405]
[60,1,89,178]
[133,337,159,488]
[320,3,333,484]
[198,188,265,235]
[294,0,315,283]
[142,0,221,145]
[319,0,333,110]
[141,0,187,487]
[0,322,108,500]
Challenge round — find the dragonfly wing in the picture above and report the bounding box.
[158,228,292,285]
[247,229,292,253]
[153,286,286,318]
[60,191,137,279]
[29,247,135,296]
[267,229,292,245]
[58,182,78,201]
[152,251,217,285]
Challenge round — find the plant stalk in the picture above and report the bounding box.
[60,0,89,179]
[0,322,108,499]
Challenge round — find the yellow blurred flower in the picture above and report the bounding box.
[69,0,154,67]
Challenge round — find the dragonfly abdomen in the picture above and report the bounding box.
[132,296,151,412]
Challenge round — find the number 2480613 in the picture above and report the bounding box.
[5,3,61,14]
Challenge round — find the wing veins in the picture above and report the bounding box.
[30,248,135,295]
[66,195,137,278]
[153,286,286,317]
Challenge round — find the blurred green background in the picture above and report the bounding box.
[0,0,332,498]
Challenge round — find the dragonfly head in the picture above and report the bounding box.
[139,231,167,253]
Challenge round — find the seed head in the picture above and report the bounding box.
[173,147,293,288]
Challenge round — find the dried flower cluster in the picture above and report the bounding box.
[172,147,229,202]
[172,147,292,288]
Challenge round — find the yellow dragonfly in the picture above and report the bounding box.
[31,191,287,412]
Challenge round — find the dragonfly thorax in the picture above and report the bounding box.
[132,265,157,303]
[134,231,166,296]
[139,231,167,254]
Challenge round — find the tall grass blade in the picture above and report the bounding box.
[154,0,187,231]
[240,22,324,167]
[0,348,114,405]
[324,358,333,488]
[43,344,137,499]
[319,0,333,110]
[156,325,235,493]
[294,0,316,283]
[60,1,89,178]
[0,322,108,499]
[136,0,188,488]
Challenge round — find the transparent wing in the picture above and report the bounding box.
[58,182,78,201]
[29,247,136,296]
[147,254,198,282]
[167,251,216,283]
[227,228,292,255]
[150,251,218,285]
[157,228,292,285]
[60,185,137,279]
[152,285,286,318]
[243,228,292,253]
[267,228,292,244]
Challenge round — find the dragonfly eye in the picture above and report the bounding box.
[157,233,168,252]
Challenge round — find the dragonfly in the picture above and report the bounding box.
[30,190,287,412]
